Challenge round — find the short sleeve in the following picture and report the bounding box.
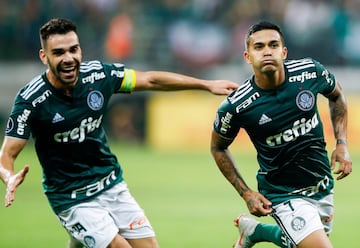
[5,95,33,140]
[314,60,336,95]
[213,98,241,139]
[101,62,136,93]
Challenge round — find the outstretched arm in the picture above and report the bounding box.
[134,70,238,95]
[210,130,272,217]
[326,82,352,180]
[0,137,29,207]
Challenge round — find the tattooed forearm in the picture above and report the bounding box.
[210,130,251,197]
[212,147,250,197]
[329,92,348,140]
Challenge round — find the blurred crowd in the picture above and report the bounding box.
[1,0,360,142]
[1,0,360,72]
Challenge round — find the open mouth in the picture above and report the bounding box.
[60,66,76,78]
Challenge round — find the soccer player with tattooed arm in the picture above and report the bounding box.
[211,21,352,248]
[0,18,238,248]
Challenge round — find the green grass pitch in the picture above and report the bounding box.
[0,141,358,247]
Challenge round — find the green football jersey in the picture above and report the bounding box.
[5,60,136,214]
[213,58,336,205]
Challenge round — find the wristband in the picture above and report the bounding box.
[336,139,347,145]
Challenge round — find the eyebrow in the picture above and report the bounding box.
[253,39,280,46]
[50,44,80,53]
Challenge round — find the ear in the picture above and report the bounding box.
[282,46,288,60]
[39,49,47,65]
[243,50,252,65]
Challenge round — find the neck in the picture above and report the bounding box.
[254,68,285,90]
[46,70,77,95]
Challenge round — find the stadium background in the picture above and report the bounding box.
[0,0,360,149]
[0,0,359,247]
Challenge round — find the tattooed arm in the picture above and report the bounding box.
[210,130,272,217]
[326,81,352,180]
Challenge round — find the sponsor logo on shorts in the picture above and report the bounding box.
[291,216,306,231]
[129,215,148,230]
[71,222,87,234]
[84,236,96,248]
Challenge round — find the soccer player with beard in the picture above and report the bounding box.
[0,18,238,248]
[211,21,352,248]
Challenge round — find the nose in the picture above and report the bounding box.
[63,51,74,62]
[263,46,272,56]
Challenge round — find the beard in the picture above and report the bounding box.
[48,58,81,86]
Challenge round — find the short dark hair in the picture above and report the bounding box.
[39,18,78,48]
[245,21,285,49]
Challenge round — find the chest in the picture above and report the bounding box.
[31,85,109,135]
[238,82,319,134]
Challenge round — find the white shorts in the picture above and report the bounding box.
[57,181,155,248]
[271,194,333,246]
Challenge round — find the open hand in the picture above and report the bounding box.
[5,165,29,207]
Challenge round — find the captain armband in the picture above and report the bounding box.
[118,69,136,93]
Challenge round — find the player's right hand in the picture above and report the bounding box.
[5,165,29,207]
[242,190,272,217]
[330,144,352,180]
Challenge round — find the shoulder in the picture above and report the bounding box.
[226,80,258,106]
[80,60,125,84]
[18,74,49,104]
[284,58,317,73]
[285,58,333,82]
[80,60,104,73]
[284,57,331,74]
[285,58,336,92]
[80,60,125,73]
[216,79,258,114]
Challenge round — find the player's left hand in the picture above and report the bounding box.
[330,144,352,180]
[208,80,238,95]
[5,165,29,207]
